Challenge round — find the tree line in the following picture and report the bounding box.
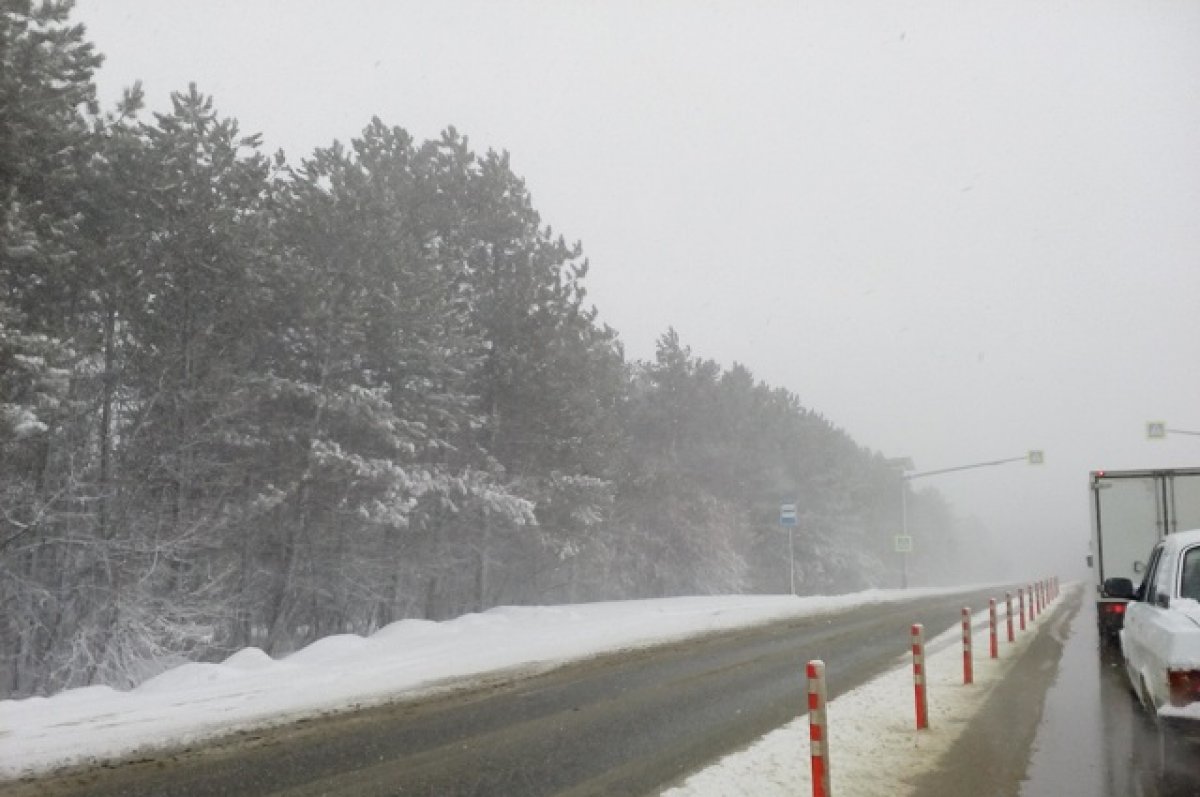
[0,1,988,698]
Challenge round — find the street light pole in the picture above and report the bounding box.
[1147,421,1200,439]
[885,457,915,590]
[904,454,1036,480]
[889,450,1043,589]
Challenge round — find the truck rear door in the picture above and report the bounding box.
[1093,474,1163,585]
[1169,471,1200,533]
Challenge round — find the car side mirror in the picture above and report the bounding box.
[1103,577,1135,600]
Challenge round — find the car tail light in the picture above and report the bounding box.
[1102,603,1125,615]
[1167,669,1200,707]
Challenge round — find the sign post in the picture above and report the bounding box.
[780,503,797,595]
[894,534,913,589]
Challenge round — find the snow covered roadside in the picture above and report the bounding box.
[662,585,1072,797]
[0,586,988,780]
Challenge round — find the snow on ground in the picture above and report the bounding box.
[664,585,1071,797]
[0,584,1060,785]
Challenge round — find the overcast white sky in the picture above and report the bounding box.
[73,0,1200,581]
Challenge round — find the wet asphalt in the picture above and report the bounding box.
[1018,590,1200,797]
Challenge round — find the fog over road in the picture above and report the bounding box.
[3,590,1000,797]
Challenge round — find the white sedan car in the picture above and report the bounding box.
[1121,527,1200,750]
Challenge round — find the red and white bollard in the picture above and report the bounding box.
[1018,587,1027,631]
[989,598,998,659]
[911,623,929,730]
[1005,591,1015,643]
[961,607,974,685]
[807,659,831,797]
[1029,583,1037,621]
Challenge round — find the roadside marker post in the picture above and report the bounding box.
[1018,588,1026,631]
[807,659,831,797]
[961,608,974,685]
[1005,592,1015,643]
[989,599,998,659]
[1029,584,1037,622]
[911,624,928,730]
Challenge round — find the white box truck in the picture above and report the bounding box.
[1088,468,1200,638]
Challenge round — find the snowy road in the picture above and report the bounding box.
[1,589,1001,796]
[8,578,1192,796]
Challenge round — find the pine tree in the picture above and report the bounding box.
[456,146,626,606]
[255,120,539,642]
[0,0,110,696]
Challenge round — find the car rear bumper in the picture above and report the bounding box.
[1157,708,1200,741]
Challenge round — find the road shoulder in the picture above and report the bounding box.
[905,587,1080,797]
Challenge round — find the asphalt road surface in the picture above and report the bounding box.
[1016,591,1200,797]
[1,588,1002,797]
